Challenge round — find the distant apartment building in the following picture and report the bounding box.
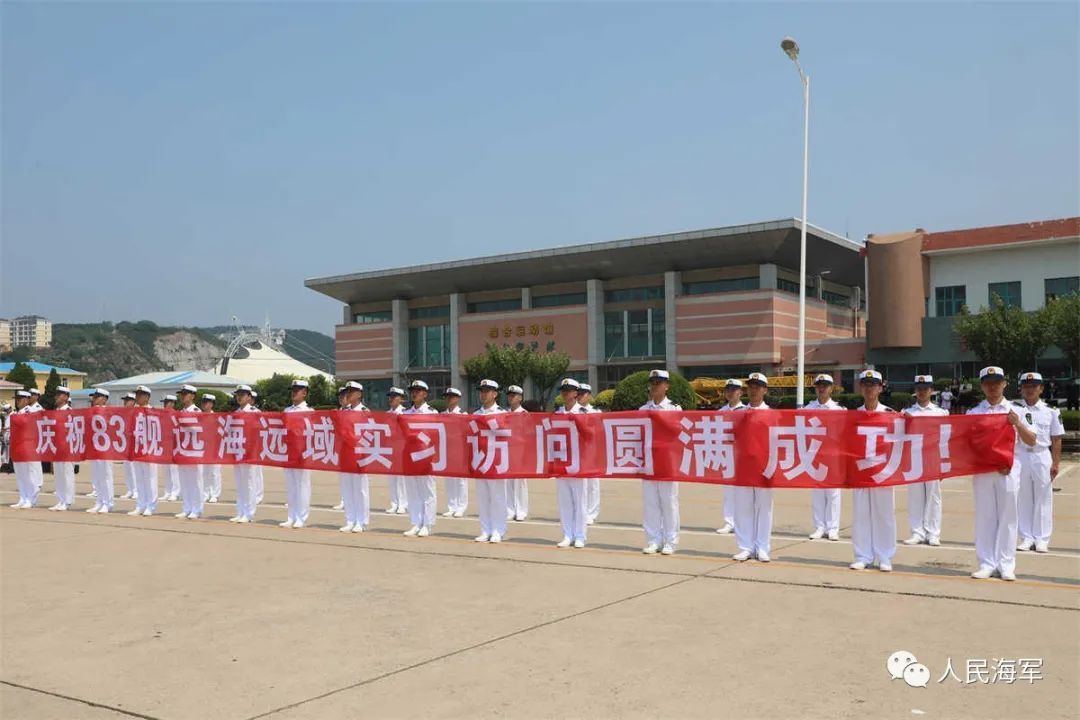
[0,319,10,351]
[8,315,53,349]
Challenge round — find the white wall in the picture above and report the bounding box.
[928,239,1080,314]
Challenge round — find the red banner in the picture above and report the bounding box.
[9,408,1016,488]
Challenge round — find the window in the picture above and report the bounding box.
[604,286,663,303]
[822,290,850,307]
[988,281,1021,308]
[604,308,665,359]
[407,324,450,367]
[1045,276,1079,303]
[682,277,759,295]
[935,285,966,317]
[466,298,521,314]
[532,292,587,307]
[777,277,815,294]
[408,305,450,320]
[353,310,391,324]
[356,378,392,410]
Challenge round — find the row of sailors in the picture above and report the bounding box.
[8,366,1062,580]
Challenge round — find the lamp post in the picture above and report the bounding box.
[781,36,809,407]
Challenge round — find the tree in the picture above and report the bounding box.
[610,371,698,411]
[953,295,1051,379]
[305,374,338,409]
[1044,295,1080,374]
[463,343,532,391]
[5,361,36,391]
[253,373,299,411]
[41,368,62,410]
[528,350,570,407]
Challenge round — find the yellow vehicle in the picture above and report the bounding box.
[689,375,815,406]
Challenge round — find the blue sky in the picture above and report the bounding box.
[3,2,1077,334]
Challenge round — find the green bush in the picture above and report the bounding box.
[611,371,698,411]
[1061,410,1079,432]
[593,388,615,410]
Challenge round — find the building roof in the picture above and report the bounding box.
[0,379,23,389]
[214,341,332,384]
[0,361,86,376]
[306,218,864,305]
[870,217,1080,254]
[95,370,247,390]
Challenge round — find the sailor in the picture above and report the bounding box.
[250,390,264,504]
[505,385,529,522]
[86,389,115,513]
[281,380,313,529]
[229,385,259,524]
[331,386,351,512]
[119,392,138,501]
[159,395,181,502]
[733,373,774,562]
[1014,371,1064,554]
[640,370,681,555]
[384,387,408,515]
[850,369,897,572]
[48,386,76,511]
[402,380,438,537]
[715,379,745,535]
[441,387,469,518]
[473,379,508,543]
[804,374,845,541]
[967,366,1036,580]
[901,375,948,547]
[10,390,43,508]
[940,386,955,415]
[579,383,601,525]
[199,393,222,503]
[554,378,587,548]
[174,385,205,520]
[130,385,159,516]
[337,381,370,533]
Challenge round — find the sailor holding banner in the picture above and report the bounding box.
[902,375,947,547]
[473,379,507,543]
[505,385,529,522]
[804,374,844,541]
[402,380,438,538]
[639,369,680,555]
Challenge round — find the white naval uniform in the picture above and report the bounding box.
[13,403,44,507]
[402,402,438,531]
[339,402,370,530]
[902,401,948,543]
[251,405,264,504]
[967,399,1024,576]
[717,402,746,531]
[122,459,137,500]
[442,406,469,516]
[1014,399,1064,548]
[804,398,845,536]
[582,403,601,523]
[640,397,681,547]
[89,455,114,512]
[474,404,508,538]
[133,408,159,514]
[506,405,530,520]
[201,418,222,503]
[851,404,897,566]
[283,401,313,526]
[177,405,205,517]
[52,402,76,509]
[734,402,774,557]
[386,405,408,513]
[233,404,260,521]
[555,402,588,543]
[160,410,181,501]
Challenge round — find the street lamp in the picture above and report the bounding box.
[781,36,810,407]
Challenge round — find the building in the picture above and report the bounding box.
[0,379,23,405]
[0,319,10,352]
[213,340,333,385]
[866,217,1080,386]
[81,370,248,407]
[306,219,867,407]
[8,315,52,349]
[0,361,86,392]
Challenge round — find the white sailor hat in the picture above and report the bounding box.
[747,372,769,386]
[858,369,883,384]
[90,388,110,398]
[16,390,31,398]
[178,384,198,395]
[579,383,593,393]
[648,369,670,382]
[290,379,309,389]
[387,386,405,397]
[135,385,152,395]
[725,378,743,389]
[121,392,137,401]
[28,387,41,396]
[200,393,217,402]
[409,380,429,392]
[233,384,253,395]
[338,381,363,394]
[979,366,1006,381]
[558,378,580,391]
[913,374,934,385]
[813,374,834,385]
[477,379,499,391]
[507,384,524,395]
[1019,371,1044,385]
[162,394,177,402]
[444,386,463,397]
[55,385,71,395]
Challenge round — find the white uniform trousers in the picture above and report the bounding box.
[906,480,942,542]
[722,486,736,529]
[443,477,468,514]
[340,472,369,528]
[53,462,76,507]
[234,465,257,521]
[556,478,587,542]
[586,478,601,522]
[973,467,1019,575]
[253,465,264,503]
[388,476,408,511]
[90,461,114,509]
[476,479,508,537]
[851,487,896,565]
[284,469,312,524]
[811,488,842,534]
[134,462,158,513]
[733,486,772,554]
[162,465,180,499]
[14,462,42,506]
[406,475,436,530]
[178,466,204,516]
[1017,450,1053,545]
[642,480,679,546]
[203,464,222,501]
[122,461,137,498]
[507,479,528,520]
